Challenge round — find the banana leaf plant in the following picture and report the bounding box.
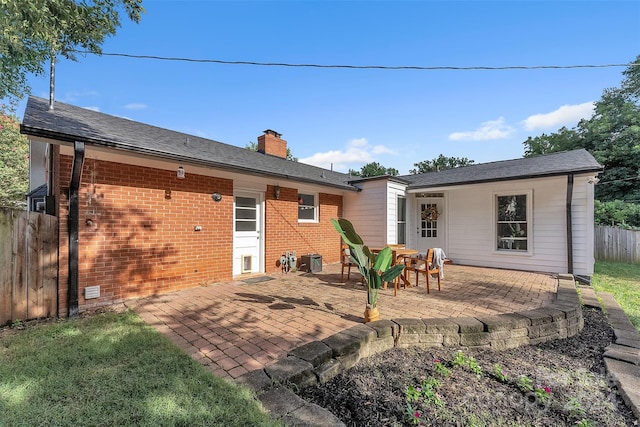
[331,218,406,308]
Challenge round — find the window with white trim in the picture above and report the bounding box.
[298,193,318,222]
[397,196,406,245]
[496,193,529,251]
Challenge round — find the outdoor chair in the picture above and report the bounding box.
[341,244,362,283]
[409,248,441,293]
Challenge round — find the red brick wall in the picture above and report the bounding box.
[55,155,344,312]
[264,185,342,273]
[57,155,233,312]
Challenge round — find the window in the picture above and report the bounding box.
[496,194,529,251]
[397,196,406,245]
[298,193,318,222]
[420,203,438,238]
[235,196,257,231]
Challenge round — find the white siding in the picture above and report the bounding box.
[343,180,388,247]
[386,181,407,244]
[571,175,596,276]
[343,173,597,276]
[444,174,595,275]
[29,141,47,191]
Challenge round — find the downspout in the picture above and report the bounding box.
[68,141,85,317]
[566,174,574,274]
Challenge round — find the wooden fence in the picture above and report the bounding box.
[0,208,58,326]
[594,225,640,263]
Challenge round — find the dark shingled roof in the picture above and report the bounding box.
[21,96,604,192]
[399,149,603,190]
[20,96,356,191]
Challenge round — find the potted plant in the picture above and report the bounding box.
[331,218,406,322]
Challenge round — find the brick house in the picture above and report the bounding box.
[21,96,603,317]
[22,96,354,315]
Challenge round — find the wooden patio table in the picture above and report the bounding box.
[369,246,419,296]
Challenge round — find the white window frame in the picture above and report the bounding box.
[397,196,406,245]
[494,190,533,255]
[298,192,319,223]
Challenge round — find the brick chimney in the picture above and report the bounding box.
[258,129,287,159]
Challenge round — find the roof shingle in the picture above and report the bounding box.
[399,149,603,189]
[21,96,356,191]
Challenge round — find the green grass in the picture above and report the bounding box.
[0,310,280,427]
[592,260,640,332]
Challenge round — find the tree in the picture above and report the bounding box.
[409,154,475,174]
[522,55,640,203]
[348,162,399,177]
[522,127,579,157]
[594,200,640,229]
[0,106,29,208]
[0,0,144,107]
[245,141,298,161]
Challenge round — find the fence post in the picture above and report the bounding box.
[0,209,15,325]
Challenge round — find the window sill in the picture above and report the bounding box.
[493,250,533,257]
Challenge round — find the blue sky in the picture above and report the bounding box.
[19,0,640,175]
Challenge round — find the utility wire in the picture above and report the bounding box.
[72,50,639,71]
[597,176,640,185]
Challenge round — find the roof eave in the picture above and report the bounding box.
[406,168,604,191]
[347,175,411,185]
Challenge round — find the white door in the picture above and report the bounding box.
[233,192,262,275]
[416,198,445,253]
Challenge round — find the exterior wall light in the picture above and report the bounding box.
[211,192,222,202]
[274,185,281,200]
[177,167,185,179]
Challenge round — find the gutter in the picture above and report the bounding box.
[566,174,574,274]
[405,168,603,192]
[68,141,85,317]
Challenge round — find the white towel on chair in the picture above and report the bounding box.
[433,248,446,279]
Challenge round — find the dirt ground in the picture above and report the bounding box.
[299,308,638,427]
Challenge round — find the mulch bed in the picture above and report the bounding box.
[299,308,638,426]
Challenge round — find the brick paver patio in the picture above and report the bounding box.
[129,263,557,380]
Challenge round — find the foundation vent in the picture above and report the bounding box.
[85,286,100,299]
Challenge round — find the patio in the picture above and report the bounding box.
[129,262,558,380]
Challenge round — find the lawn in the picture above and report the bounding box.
[592,260,640,332]
[0,310,280,427]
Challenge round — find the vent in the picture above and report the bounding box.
[85,286,100,299]
[241,255,252,273]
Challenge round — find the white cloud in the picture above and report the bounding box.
[449,117,515,141]
[123,103,148,110]
[521,102,595,131]
[299,138,396,171]
[83,106,100,112]
[372,145,395,155]
[350,138,367,147]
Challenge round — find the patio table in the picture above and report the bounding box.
[370,246,419,295]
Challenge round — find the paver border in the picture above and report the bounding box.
[579,287,640,420]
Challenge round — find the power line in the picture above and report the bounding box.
[72,50,639,71]
[597,175,640,185]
